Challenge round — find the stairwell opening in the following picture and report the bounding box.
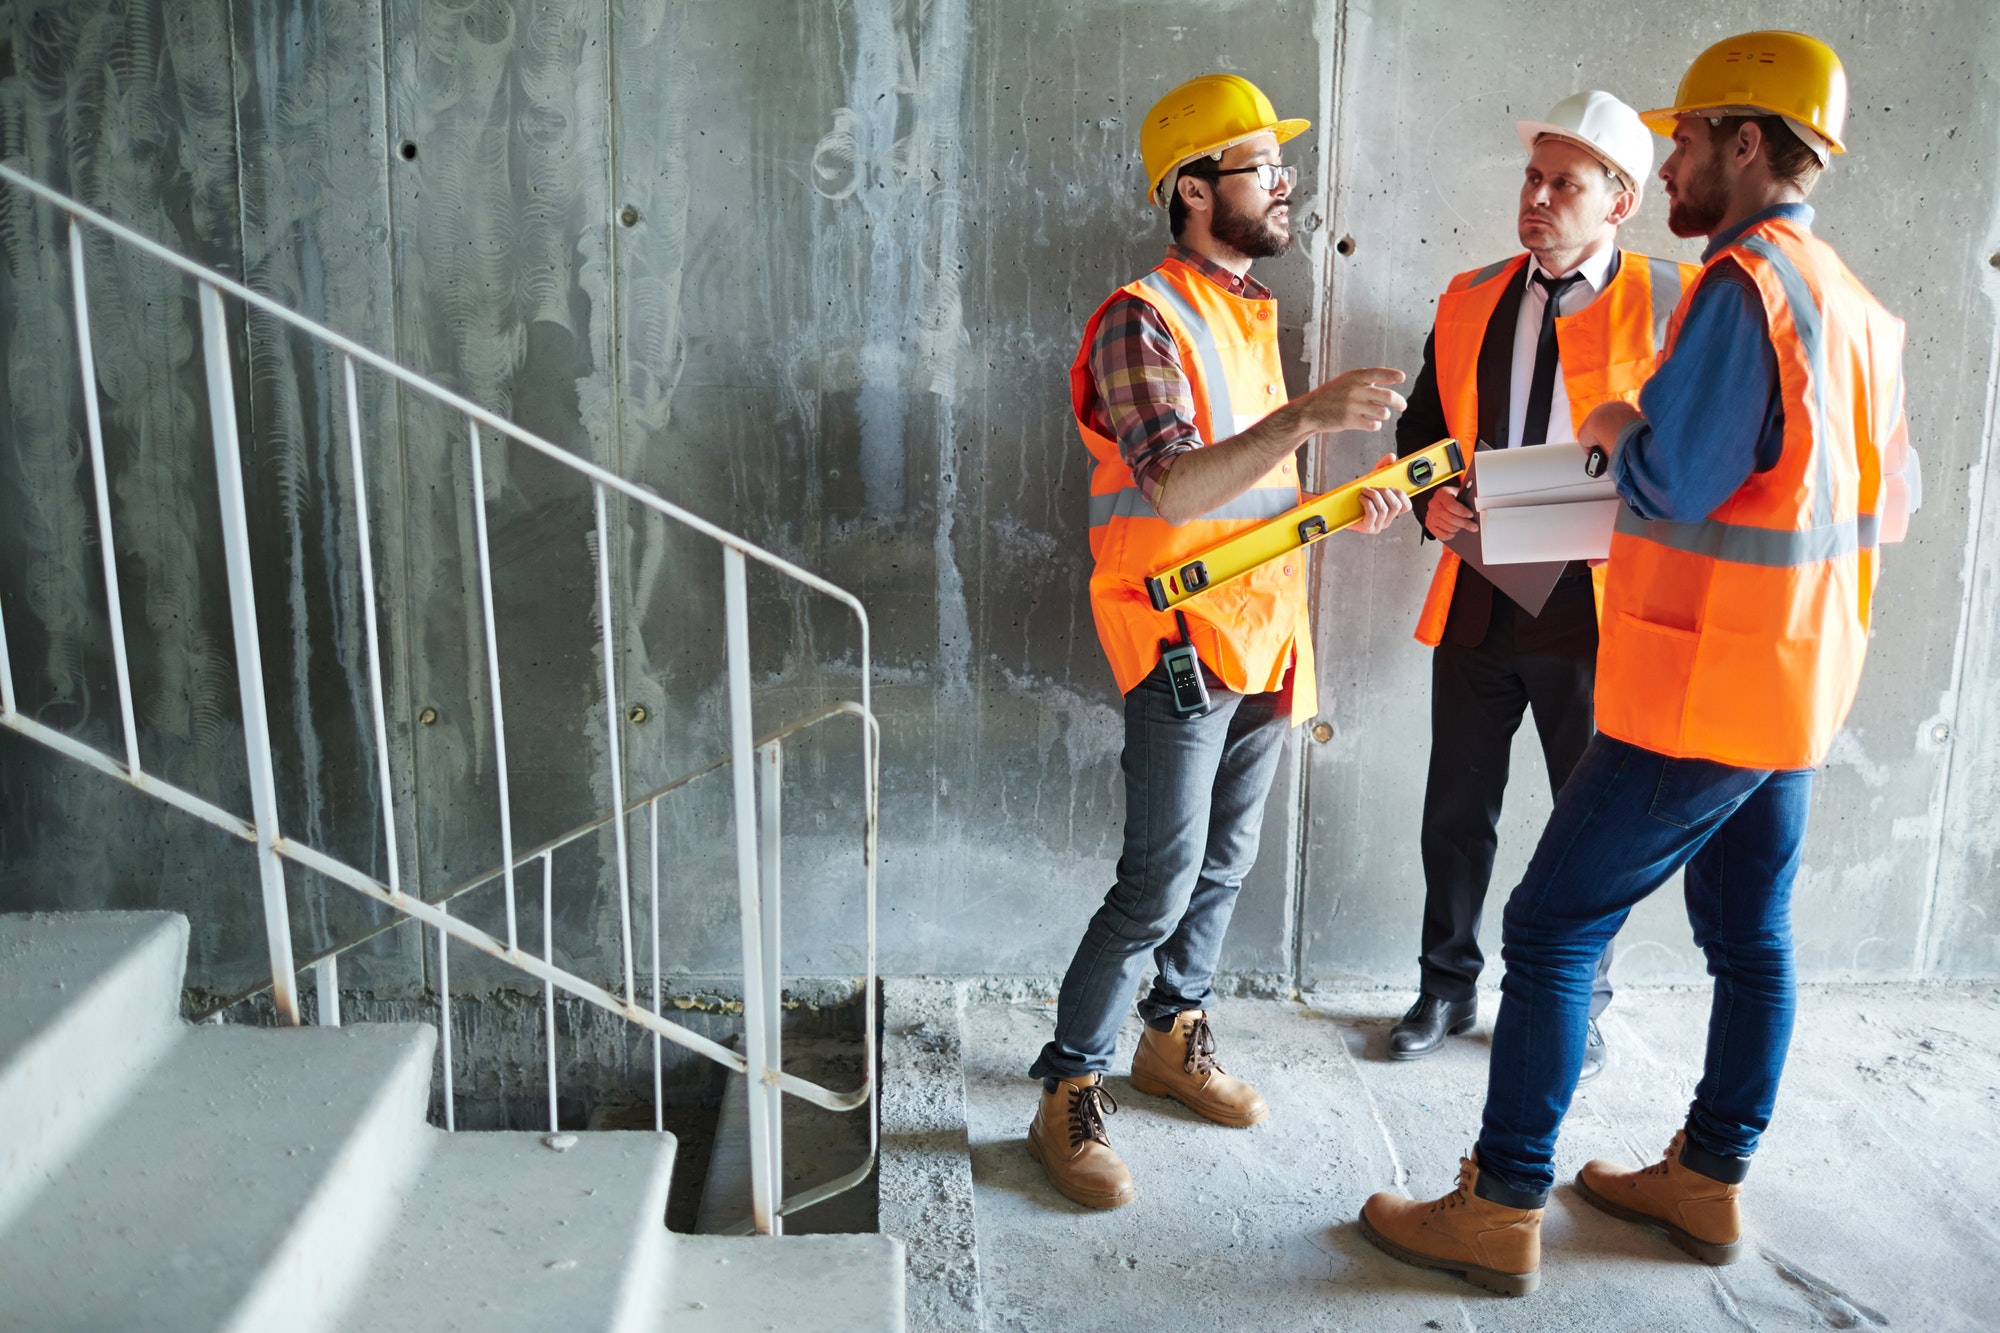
[204,980,877,1236]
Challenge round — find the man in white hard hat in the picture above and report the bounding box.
[1382,92,1698,1080]
[1027,72,1411,1210]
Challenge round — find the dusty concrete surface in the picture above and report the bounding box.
[881,977,984,1332]
[957,985,2000,1331]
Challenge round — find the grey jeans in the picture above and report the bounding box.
[1030,658,1291,1080]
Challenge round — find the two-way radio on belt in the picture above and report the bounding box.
[1145,438,1467,612]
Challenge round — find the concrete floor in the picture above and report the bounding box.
[956,984,2000,1332]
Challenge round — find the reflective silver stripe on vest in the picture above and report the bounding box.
[1646,255,1685,346]
[1614,503,1878,567]
[1136,270,1238,440]
[1088,482,1298,528]
[1468,258,1513,288]
[1737,236,1834,527]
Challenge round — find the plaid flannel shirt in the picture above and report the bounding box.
[1081,245,1274,510]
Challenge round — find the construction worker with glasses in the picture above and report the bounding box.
[1028,73,1410,1210]
[1362,31,1911,1295]
[1387,91,1698,1081]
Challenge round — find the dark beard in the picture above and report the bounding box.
[1211,190,1290,259]
[1667,153,1729,237]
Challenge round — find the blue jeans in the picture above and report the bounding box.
[1474,734,1814,1207]
[1029,660,1290,1081]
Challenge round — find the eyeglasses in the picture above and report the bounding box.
[1186,162,1298,192]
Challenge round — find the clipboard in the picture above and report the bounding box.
[1439,442,1571,619]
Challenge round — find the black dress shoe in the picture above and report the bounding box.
[1388,993,1478,1060]
[1577,1018,1607,1083]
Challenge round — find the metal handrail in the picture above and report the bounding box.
[0,162,877,1235]
[189,701,869,1022]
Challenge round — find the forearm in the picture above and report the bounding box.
[1154,401,1312,526]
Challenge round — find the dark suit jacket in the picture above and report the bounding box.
[1395,260,1594,652]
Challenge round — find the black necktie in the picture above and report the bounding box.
[1520,271,1585,447]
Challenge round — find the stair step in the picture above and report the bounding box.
[660,1234,906,1331]
[0,911,190,1233]
[0,1022,436,1333]
[340,1130,678,1333]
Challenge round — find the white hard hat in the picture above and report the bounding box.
[1516,90,1654,194]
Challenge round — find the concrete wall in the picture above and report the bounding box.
[2,0,1995,1000]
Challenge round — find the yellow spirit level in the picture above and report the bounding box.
[1145,438,1466,612]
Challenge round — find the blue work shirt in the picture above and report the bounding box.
[1611,203,1814,520]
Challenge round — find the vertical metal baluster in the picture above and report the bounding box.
[70,217,141,776]
[542,851,558,1133]
[593,484,636,1007]
[343,356,402,896]
[438,907,456,1132]
[465,420,518,951]
[199,282,299,1026]
[0,594,16,717]
[757,738,785,1229]
[723,546,777,1235]
[650,798,663,1134]
[315,957,341,1026]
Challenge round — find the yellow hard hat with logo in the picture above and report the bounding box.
[1141,74,1309,209]
[1641,30,1847,158]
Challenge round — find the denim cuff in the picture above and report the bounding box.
[1678,1134,1753,1184]
[1473,1165,1548,1211]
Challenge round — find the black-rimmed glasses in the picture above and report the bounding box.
[1185,162,1298,192]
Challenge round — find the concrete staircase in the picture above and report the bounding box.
[0,911,903,1332]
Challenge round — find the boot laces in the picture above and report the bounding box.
[1067,1081,1119,1150]
[1645,1130,1686,1176]
[1428,1156,1479,1214]
[1182,1014,1223,1077]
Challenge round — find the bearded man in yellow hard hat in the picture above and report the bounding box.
[1361,32,1913,1295]
[1026,73,1412,1210]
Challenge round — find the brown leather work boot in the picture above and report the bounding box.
[1129,1010,1269,1127]
[1576,1129,1746,1264]
[1360,1155,1542,1296]
[1026,1074,1135,1210]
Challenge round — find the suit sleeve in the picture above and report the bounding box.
[1395,327,1449,541]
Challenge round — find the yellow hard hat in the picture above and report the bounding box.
[1140,74,1309,208]
[1641,30,1847,156]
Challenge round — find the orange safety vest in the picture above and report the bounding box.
[1412,250,1699,646]
[1595,216,1908,769]
[1074,255,1316,724]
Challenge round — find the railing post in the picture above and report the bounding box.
[465,420,519,952]
[198,281,299,1026]
[593,484,636,1007]
[541,851,558,1133]
[757,738,785,1220]
[315,955,341,1026]
[724,546,779,1235]
[341,355,402,896]
[437,907,456,1132]
[649,799,664,1134]
[0,594,15,717]
[70,217,141,776]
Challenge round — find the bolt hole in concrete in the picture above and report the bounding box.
[1336,234,1357,257]
[398,140,417,161]
[620,204,641,227]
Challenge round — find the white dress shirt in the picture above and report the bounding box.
[1505,245,1618,448]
